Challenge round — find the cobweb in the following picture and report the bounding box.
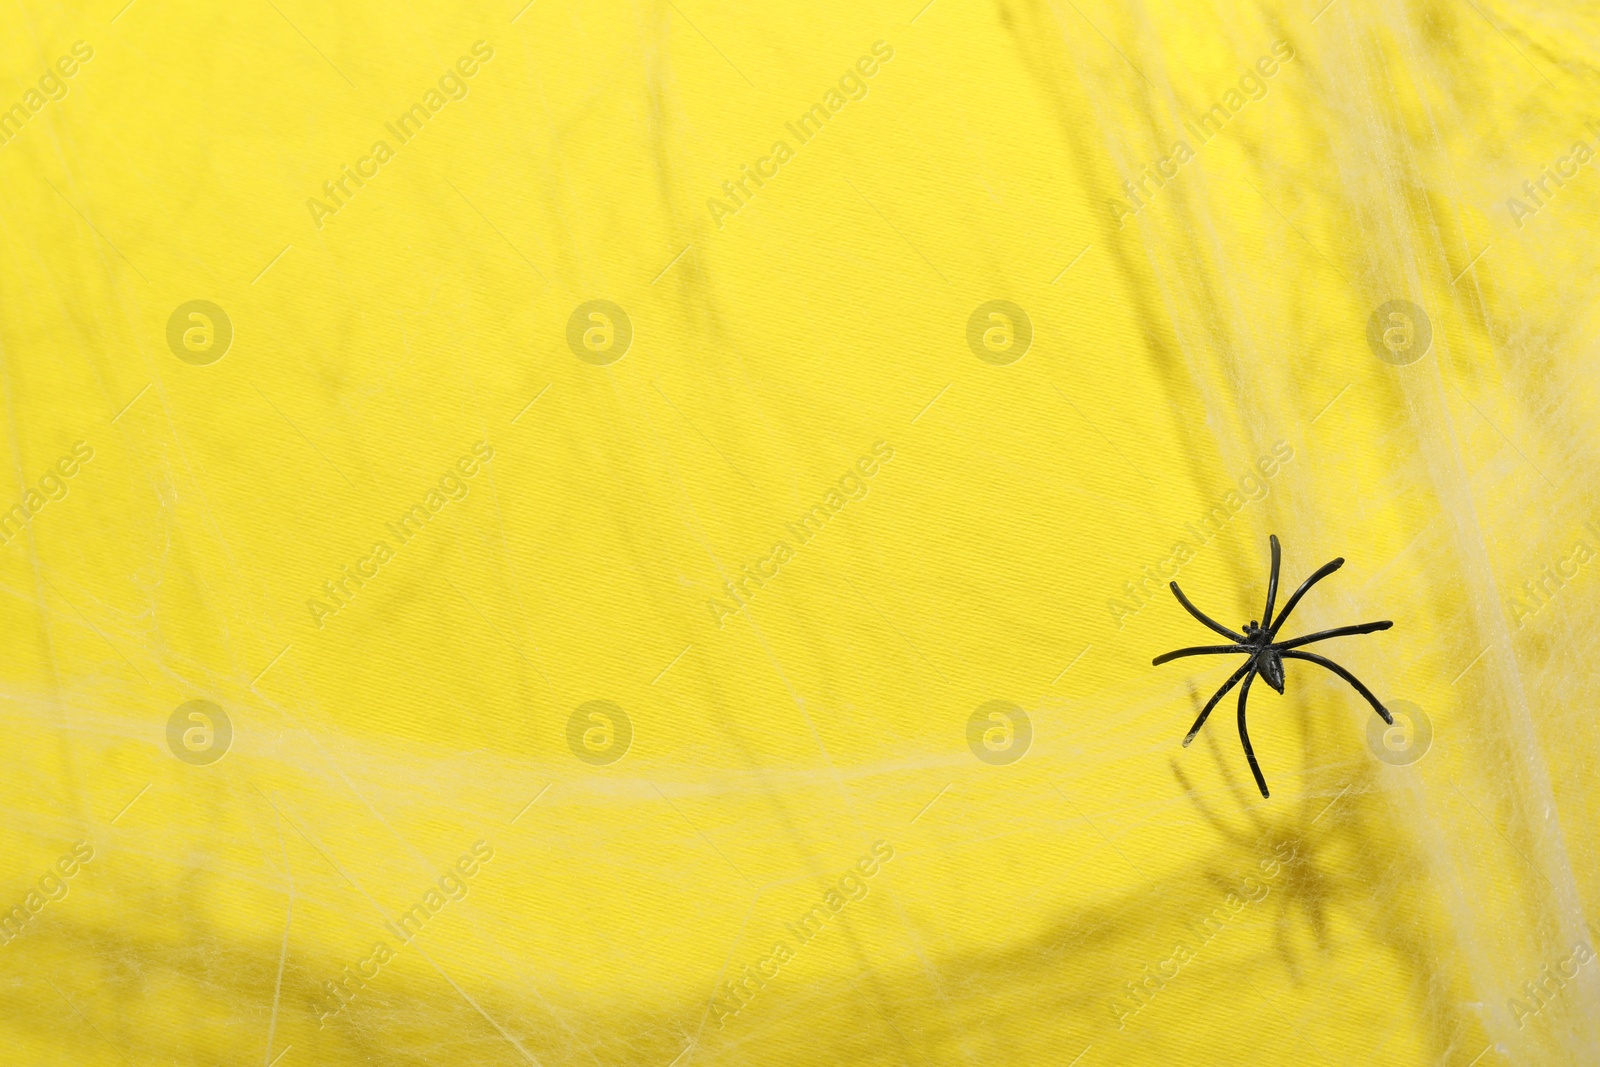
[3,0,1600,1064]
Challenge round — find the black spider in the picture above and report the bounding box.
[1153,534,1394,798]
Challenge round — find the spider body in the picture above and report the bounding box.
[1255,644,1285,693]
[1154,534,1394,798]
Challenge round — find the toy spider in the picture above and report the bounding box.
[1153,534,1394,798]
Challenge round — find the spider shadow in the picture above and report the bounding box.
[1167,681,1467,1056]
[1169,685,1341,984]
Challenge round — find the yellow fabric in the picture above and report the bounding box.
[2,0,1597,1063]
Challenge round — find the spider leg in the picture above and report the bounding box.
[1274,621,1393,651]
[1267,557,1345,637]
[1183,658,1255,746]
[1280,649,1394,724]
[1202,725,1271,832]
[1169,581,1246,641]
[1236,670,1269,798]
[1153,644,1244,666]
[1262,534,1281,630]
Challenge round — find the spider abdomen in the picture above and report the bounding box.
[1257,649,1285,693]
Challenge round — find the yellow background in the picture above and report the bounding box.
[1,0,1598,1063]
